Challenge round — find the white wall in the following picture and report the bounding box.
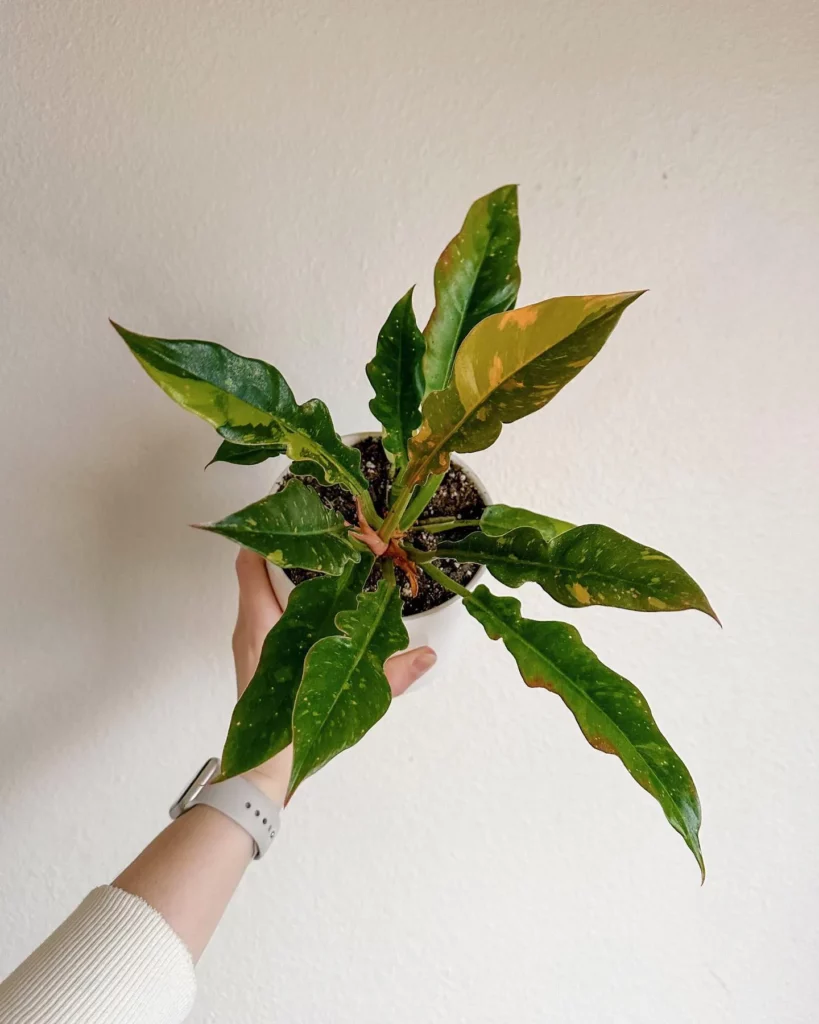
[1,1,817,1020]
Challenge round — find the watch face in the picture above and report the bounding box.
[169,757,220,819]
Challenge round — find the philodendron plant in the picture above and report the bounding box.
[114,185,716,878]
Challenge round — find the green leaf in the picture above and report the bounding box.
[438,524,716,618]
[112,322,368,496]
[423,185,521,395]
[366,289,425,469]
[221,555,374,778]
[287,579,409,799]
[207,440,344,497]
[463,585,704,876]
[480,503,575,540]
[208,439,286,467]
[288,460,329,483]
[196,478,360,576]
[399,471,447,531]
[406,291,643,485]
[207,440,330,491]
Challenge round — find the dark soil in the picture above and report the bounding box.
[279,436,486,615]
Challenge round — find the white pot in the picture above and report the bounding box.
[265,433,490,683]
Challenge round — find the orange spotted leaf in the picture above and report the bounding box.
[407,291,643,485]
[463,585,704,878]
[437,522,717,619]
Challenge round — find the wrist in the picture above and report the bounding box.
[170,757,281,861]
[242,766,288,807]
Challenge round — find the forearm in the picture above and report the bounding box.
[114,805,254,963]
[0,769,285,1023]
[115,766,287,963]
[0,549,431,1023]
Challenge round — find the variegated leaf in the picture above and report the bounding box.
[438,524,716,618]
[287,580,408,799]
[112,322,368,496]
[406,292,643,486]
[463,585,704,877]
[208,439,286,467]
[197,478,360,575]
[209,438,328,480]
[221,556,374,777]
[423,184,521,394]
[366,289,425,468]
[480,503,574,540]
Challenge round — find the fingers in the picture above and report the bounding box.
[232,549,436,700]
[235,549,282,625]
[233,550,282,694]
[384,646,437,696]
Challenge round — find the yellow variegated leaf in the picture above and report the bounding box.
[438,524,717,618]
[405,292,643,485]
[112,322,369,497]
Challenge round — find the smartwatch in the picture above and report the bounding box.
[169,758,280,859]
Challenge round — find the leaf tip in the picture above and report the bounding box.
[696,593,721,626]
[684,828,706,883]
[110,319,144,351]
[283,777,299,807]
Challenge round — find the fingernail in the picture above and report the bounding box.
[412,648,437,676]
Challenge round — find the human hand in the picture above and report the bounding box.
[231,549,437,804]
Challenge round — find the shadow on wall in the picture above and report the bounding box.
[0,425,222,792]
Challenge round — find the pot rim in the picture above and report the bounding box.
[269,430,490,619]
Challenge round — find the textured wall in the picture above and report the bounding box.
[1,1,817,1021]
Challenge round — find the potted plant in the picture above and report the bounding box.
[113,185,717,878]
[260,431,493,664]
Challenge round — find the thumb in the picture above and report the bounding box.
[384,646,437,697]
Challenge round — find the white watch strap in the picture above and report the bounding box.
[190,775,280,859]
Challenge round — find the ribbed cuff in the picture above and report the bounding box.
[0,885,196,1024]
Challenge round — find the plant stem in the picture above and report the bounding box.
[415,556,473,601]
[409,517,482,535]
[357,489,382,528]
[399,472,446,531]
[402,543,435,564]
[378,486,414,543]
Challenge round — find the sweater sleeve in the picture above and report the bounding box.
[0,885,197,1024]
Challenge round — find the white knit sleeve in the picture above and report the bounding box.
[0,885,197,1024]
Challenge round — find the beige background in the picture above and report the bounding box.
[1,1,817,1021]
